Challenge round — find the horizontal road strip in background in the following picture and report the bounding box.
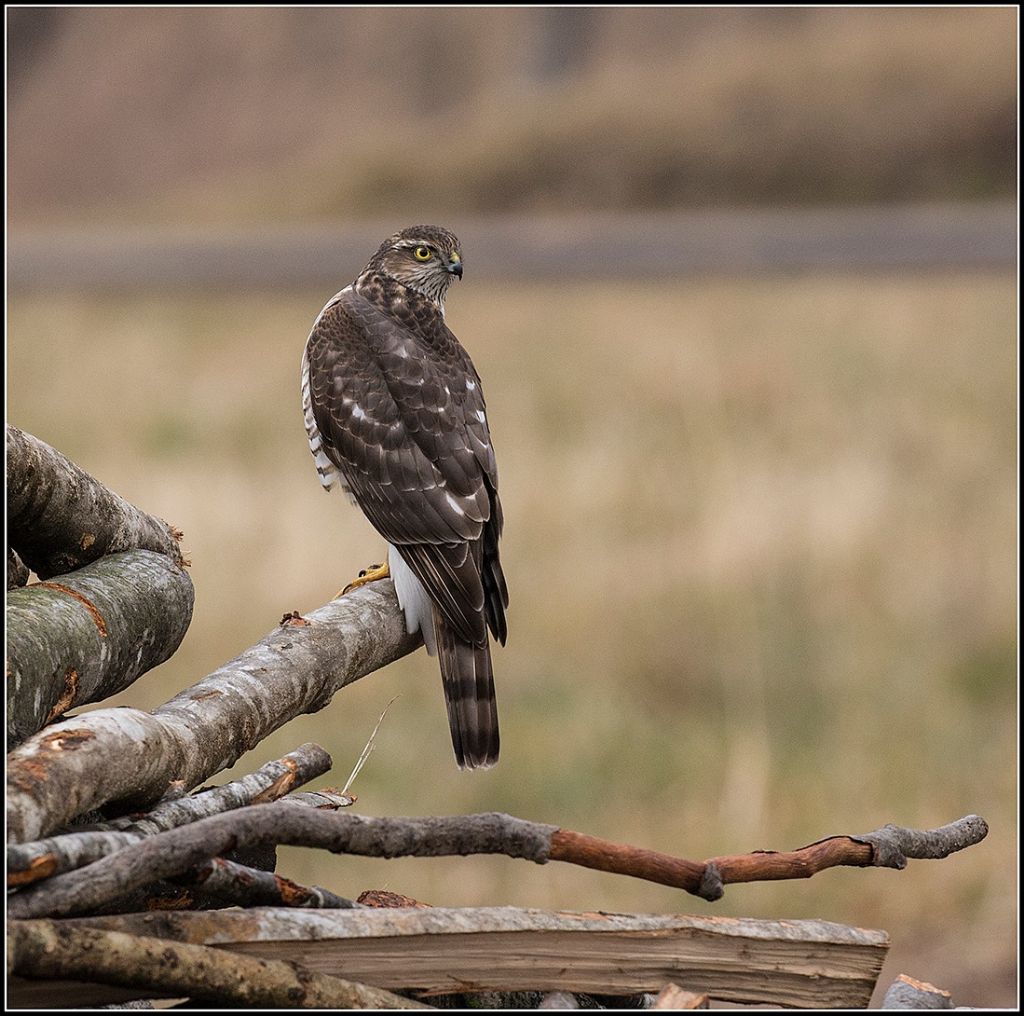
[8,202,1015,290]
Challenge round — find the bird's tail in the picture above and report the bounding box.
[434,608,499,769]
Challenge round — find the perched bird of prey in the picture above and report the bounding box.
[301,226,508,769]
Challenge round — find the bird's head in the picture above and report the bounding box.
[363,225,464,306]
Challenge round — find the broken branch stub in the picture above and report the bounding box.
[8,548,29,589]
[881,974,955,1009]
[6,424,185,579]
[6,580,421,843]
[6,550,195,749]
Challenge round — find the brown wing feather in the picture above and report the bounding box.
[306,287,507,646]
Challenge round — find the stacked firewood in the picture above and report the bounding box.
[5,426,986,1009]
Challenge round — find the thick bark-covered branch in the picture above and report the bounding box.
[7,743,334,887]
[7,810,552,919]
[6,424,185,579]
[6,808,986,920]
[6,550,194,749]
[8,919,433,1009]
[7,581,421,843]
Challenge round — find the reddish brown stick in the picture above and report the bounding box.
[549,830,707,891]
[549,829,870,898]
[709,840,873,884]
[549,814,988,900]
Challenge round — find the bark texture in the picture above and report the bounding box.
[7,743,333,887]
[6,424,185,579]
[7,810,554,919]
[178,856,359,910]
[6,550,194,748]
[6,580,421,843]
[8,919,433,1009]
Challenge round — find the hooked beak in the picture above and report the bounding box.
[447,254,463,279]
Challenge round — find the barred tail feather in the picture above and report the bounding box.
[435,608,499,770]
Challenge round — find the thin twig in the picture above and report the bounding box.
[341,694,400,798]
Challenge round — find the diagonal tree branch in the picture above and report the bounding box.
[6,550,194,749]
[6,808,987,920]
[7,743,335,887]
[6,424,186,579]
[8,919,433,1009]
[6,582,421,844]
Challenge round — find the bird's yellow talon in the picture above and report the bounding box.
[339,562,390,596]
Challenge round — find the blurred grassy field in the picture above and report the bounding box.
[7,7,1015,223]
[7,271,1016,1005]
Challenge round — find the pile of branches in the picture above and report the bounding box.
[5,426,989,1010]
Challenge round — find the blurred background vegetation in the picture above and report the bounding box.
[7,6,1016,222]
[6,6,1017,1008]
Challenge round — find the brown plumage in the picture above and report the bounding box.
[301,226,508,768]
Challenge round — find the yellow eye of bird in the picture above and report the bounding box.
[413,246,432,261]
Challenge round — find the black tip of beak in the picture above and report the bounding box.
[448,260,463,279]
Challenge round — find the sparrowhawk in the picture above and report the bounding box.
[301,226,508,769]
